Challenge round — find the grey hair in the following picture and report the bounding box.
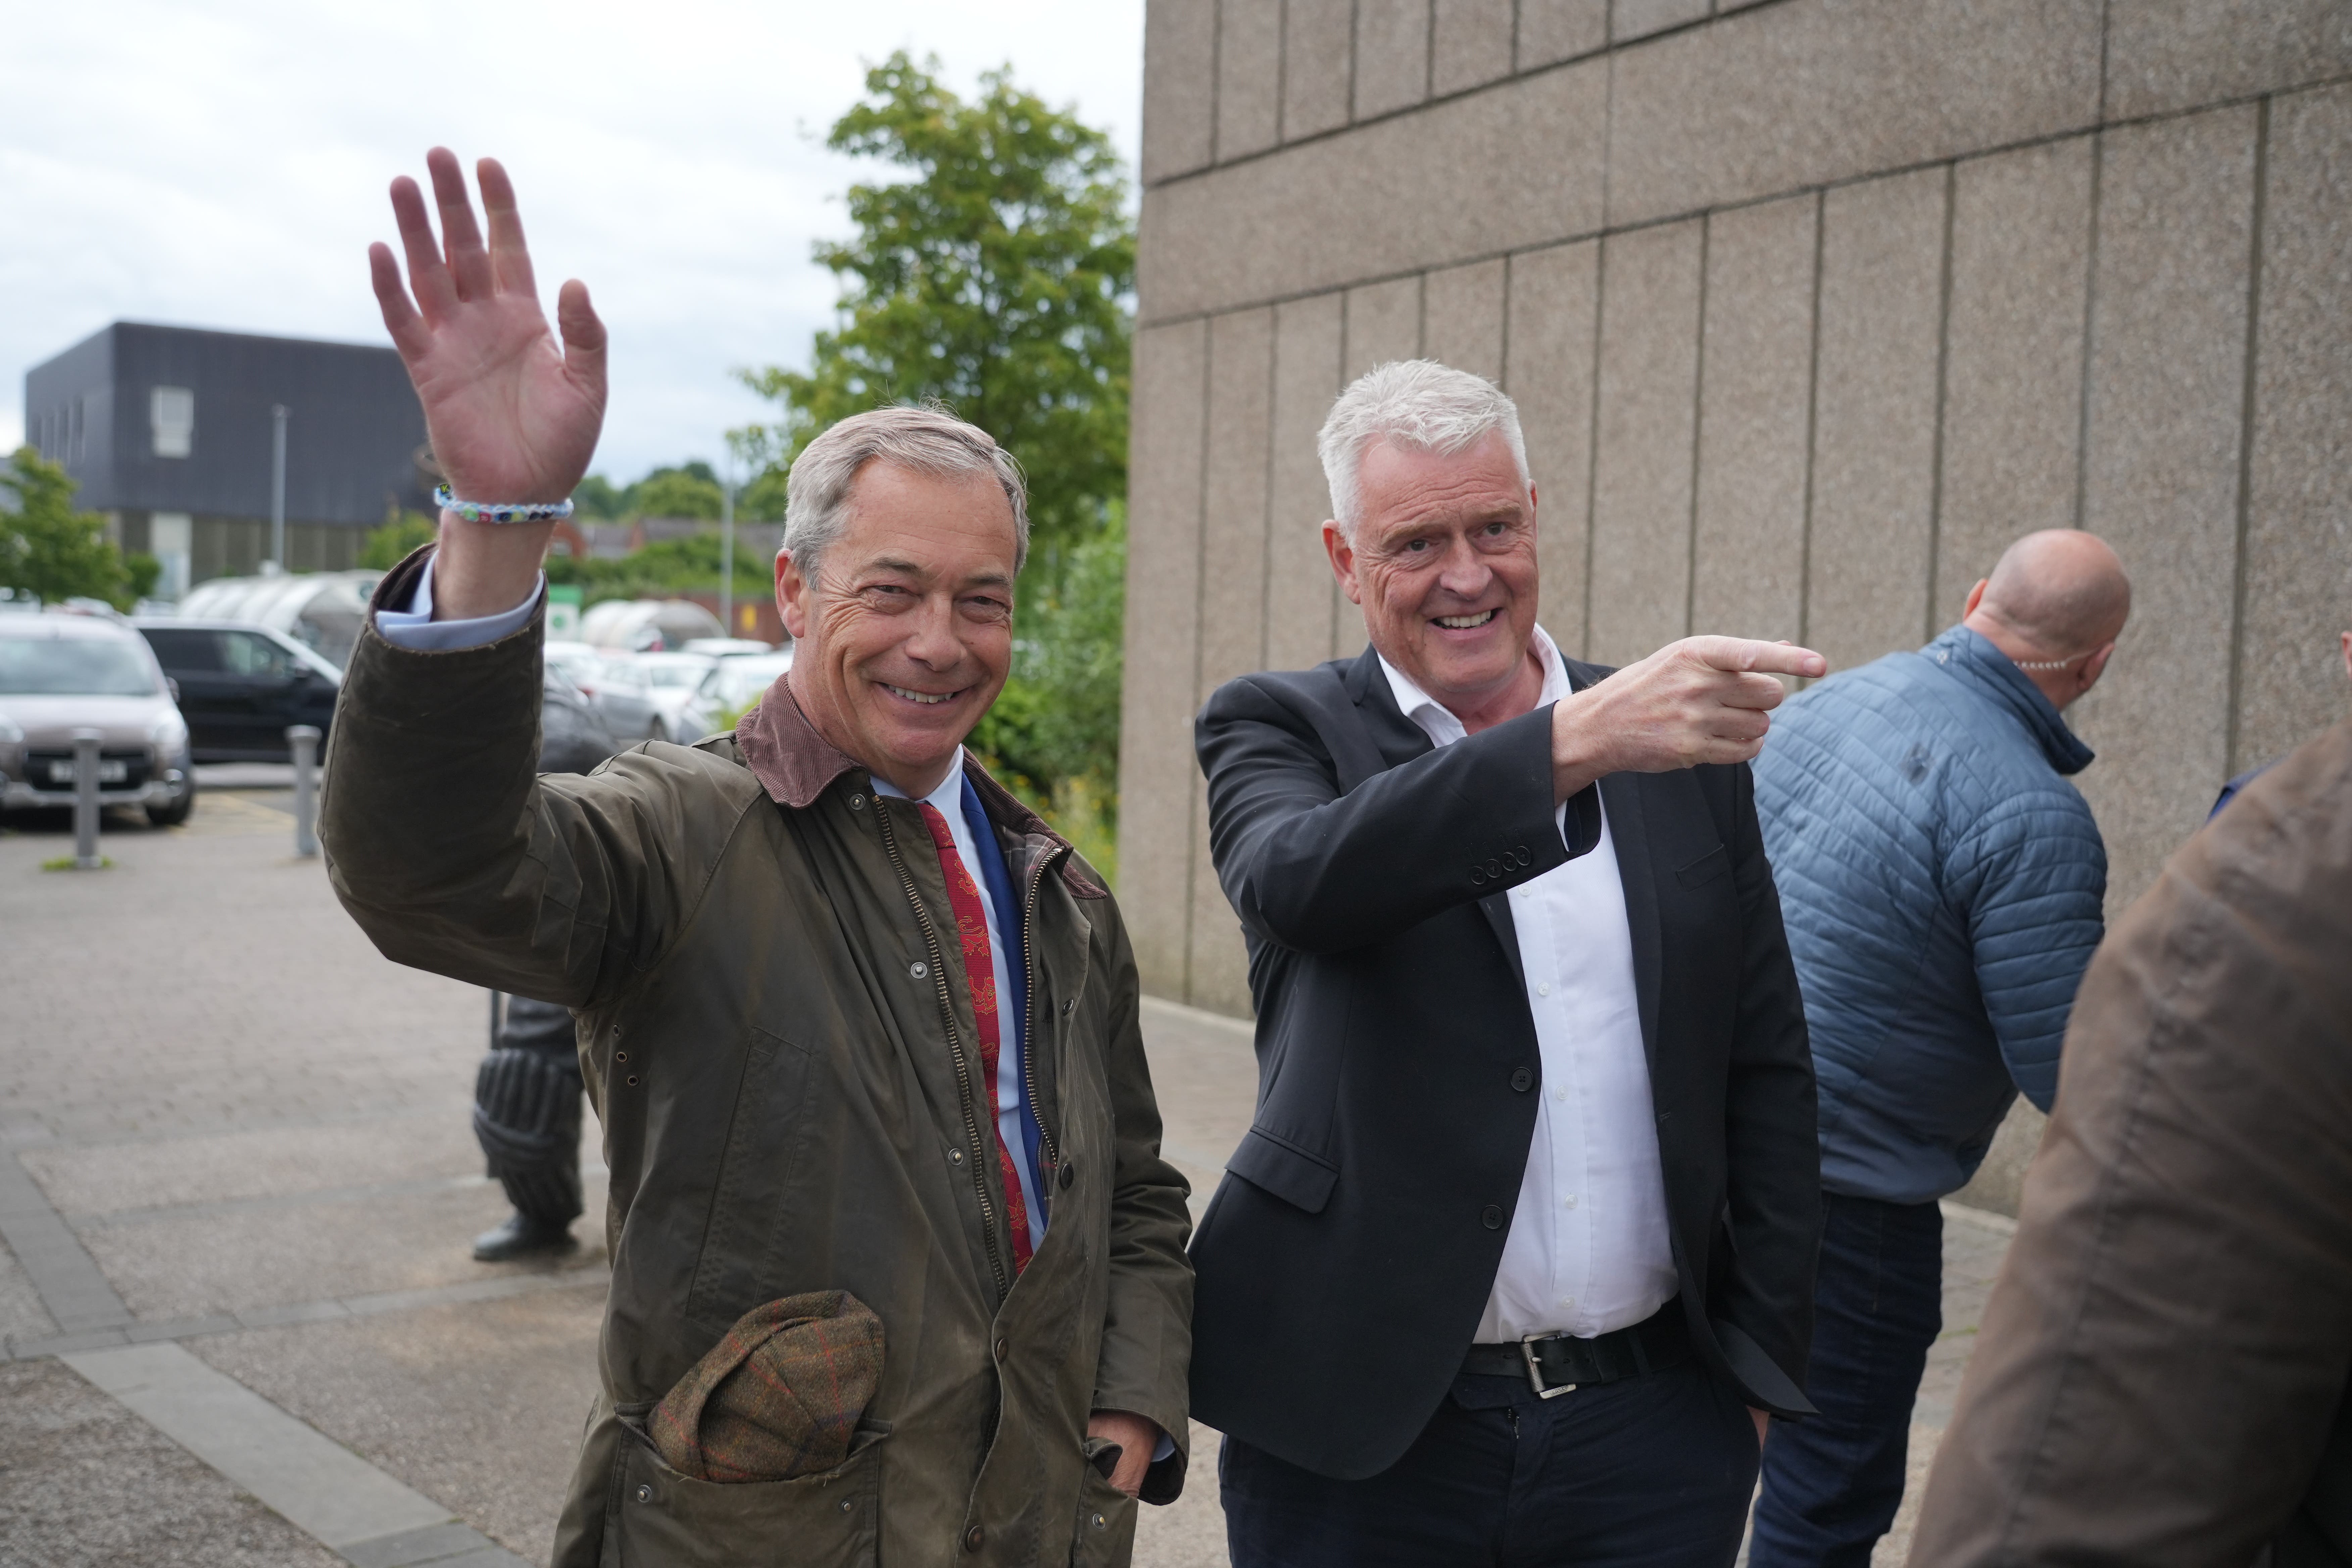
[1317,360,1530,535]
[780,404,1030,583]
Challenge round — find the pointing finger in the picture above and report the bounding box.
[476,157,538,299]
[425,146,494,302]
[388,175,457,320]
[1689,635,1825,680]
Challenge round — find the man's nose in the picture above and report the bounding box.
[899,595,967,668]
[1436,536,1492,597]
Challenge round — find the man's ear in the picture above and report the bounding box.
[1322,521,1363,605]
[1963,578,1990,619]
[776,550,810,641]
[2079,640,2118,694]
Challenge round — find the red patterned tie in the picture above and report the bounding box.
[915,802,1034,1274]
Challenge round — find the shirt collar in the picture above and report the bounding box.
[1376,624,1571,748]
[868,749,967,812]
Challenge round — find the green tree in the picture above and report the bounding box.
[738,53,1136,862]
[359,511,438,569]
[632,467,725,520]
[572,474,629,519]
[0,447,156,608]
[738,51,1134,554]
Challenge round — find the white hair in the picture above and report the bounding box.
[780,404,1029,583]
[1316,360,1531,535]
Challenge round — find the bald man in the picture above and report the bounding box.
[1745,530,2131,1568]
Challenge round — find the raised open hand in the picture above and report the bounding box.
[368,149,605,507]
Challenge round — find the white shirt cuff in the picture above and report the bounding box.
[374,554,544,652]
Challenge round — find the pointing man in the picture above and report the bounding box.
[1190,360,1826,1567]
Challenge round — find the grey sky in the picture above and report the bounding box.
[1,0,1144,487]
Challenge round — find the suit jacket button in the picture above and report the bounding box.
[1481,1204,1505,1229]
[1514,845,1531,865]
[1486,857,1502,876]
[1470,867,1487,886]
[1510,1067,1533,1092]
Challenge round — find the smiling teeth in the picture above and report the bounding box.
[1436,610,1498,629]
[884,685,953,705]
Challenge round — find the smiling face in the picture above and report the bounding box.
[774,461,1018,796]
[1325,431,1544,731]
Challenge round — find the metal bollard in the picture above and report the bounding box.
[71,728,103,869]
[288,725,321,858]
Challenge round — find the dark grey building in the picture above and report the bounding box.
[23,321,430,594]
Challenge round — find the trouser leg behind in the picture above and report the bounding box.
[1749,1193,1944,1568]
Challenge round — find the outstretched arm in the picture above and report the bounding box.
[368,147,606,618]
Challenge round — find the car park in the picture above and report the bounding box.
[0,612,196,826]
[543,639,665,743]
[675,649,794,741]
[133,620,342,763]
[537,666,623,775]
[622,651,720,741]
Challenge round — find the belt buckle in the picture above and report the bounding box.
[1520,1331,1578,1400]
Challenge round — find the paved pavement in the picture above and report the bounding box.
[0,789,2013,1566]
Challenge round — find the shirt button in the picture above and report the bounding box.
[1560,1295,1575,1309]
[1481,1204,1505,1229]
[911,961,928,979]
[1553,1088,1568,1102]
[1563,1194,1578,1209]
[1536,983,1551,997]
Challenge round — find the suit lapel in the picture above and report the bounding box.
[1343,646,1533,987]
[1598,772,1665,1078]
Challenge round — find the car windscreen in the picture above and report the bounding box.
[0,636,162,696]
[713,658,792,704]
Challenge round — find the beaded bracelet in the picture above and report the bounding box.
[435,484,576,524]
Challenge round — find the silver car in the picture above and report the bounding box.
[0,613,197,826]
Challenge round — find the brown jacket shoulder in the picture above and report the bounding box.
[1909,715,2352,1567]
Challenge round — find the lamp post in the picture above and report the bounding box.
[267,404,289,572]
[719,463,735,640]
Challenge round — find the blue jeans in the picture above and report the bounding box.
[1749,1192,1945,1568]
[1222,1359,1761,1567]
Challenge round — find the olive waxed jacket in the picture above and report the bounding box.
[320,553,1193,1568]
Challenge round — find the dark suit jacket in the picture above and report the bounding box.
[1186,647,1821,1479]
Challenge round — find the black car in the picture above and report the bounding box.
[135,620,341,763]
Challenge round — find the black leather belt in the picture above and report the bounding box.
[1462,1306,1690,1399]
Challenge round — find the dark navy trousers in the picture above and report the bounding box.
[1221,1359,1761,1567]
[1749,1192,1945,1568]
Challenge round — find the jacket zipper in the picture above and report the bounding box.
[873,796,1011,1300]
[1019,846,1064,1192]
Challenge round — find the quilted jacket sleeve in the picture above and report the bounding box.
[1947,787,2108,1112]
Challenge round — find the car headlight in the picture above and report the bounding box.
[0,712,20,744]
[149,711,188,748]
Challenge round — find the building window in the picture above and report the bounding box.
[151,386,195,459]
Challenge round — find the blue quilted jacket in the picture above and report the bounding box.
[1752,625,2106,1204]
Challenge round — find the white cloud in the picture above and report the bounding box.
[0,0,1145,483]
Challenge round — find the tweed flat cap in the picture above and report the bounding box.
[649,1291,885,1484]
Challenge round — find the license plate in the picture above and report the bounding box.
[49,760,127,784]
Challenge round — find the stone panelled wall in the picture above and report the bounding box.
[1122,0,2352,1022]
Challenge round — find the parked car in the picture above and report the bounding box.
[538,667,624,775]
[580,597,723,653]
[543,640,664,743]
[680,637,777,657]
[675,649,795,741]
[133,620,342,763]
[623,652,720,741]
[0,613,196,826]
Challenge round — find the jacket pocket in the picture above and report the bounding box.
[1069,1438,1138,1568]
[1225,1126,1339,1214]
[612,1415,887,1568]
[1675,844,1730,890]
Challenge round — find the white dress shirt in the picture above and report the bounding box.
[1377,627,1679,1343]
